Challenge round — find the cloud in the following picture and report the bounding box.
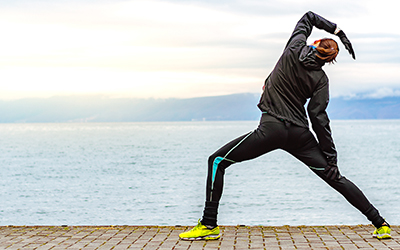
[362,88,400,99]
[0,0,399,100]
[335,87,400,100]
[161,0,368,18]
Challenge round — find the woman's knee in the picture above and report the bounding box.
[208,153,219,167]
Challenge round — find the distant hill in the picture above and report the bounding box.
[328,97,400,119]
[0,94,399,123]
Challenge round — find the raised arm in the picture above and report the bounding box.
[286,11,356,59]
[285,11,336,48]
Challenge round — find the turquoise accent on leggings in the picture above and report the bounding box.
[212,157,224,186]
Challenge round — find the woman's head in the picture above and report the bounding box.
[313,38,339,63]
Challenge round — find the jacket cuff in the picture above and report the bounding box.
[334,26,341,35]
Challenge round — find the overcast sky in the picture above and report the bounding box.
[0,0,399,100]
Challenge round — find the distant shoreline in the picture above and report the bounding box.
[0,93,400,123]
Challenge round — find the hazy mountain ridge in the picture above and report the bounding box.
[328,97,400,119]
[0,93,399,123]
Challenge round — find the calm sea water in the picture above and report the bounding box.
[1,120,399,226]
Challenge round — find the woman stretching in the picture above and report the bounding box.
[179,11,391,240]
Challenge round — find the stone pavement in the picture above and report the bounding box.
[0,224,399,249]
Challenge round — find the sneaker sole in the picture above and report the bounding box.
[373,233,391,240]
[180,234,220,241]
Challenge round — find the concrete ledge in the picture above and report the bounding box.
[0,224,398,249]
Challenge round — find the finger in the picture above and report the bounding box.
[344,45,355,60]
[351,49,356,60]
[326,168,333,180]
[331,169,337,180]
[327,168,338,181]
[345,44,356,60]
[348,49,356,60]
[348,44,356,60]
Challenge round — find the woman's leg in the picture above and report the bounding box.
[285,125,385,228]
[202,120,286,226]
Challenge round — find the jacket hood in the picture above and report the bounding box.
[299,46,325,70]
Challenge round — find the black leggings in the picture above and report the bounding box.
[201,113,384,228]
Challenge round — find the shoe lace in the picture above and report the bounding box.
[377,225,390,233]
[192,220,203,231]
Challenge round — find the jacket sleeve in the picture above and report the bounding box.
[307,78,337,166]
[285,11,337,49]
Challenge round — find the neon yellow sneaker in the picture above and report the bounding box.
[179,220,220,241]
[372,225,391,239]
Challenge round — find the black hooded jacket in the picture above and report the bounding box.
[257,11,338,166]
